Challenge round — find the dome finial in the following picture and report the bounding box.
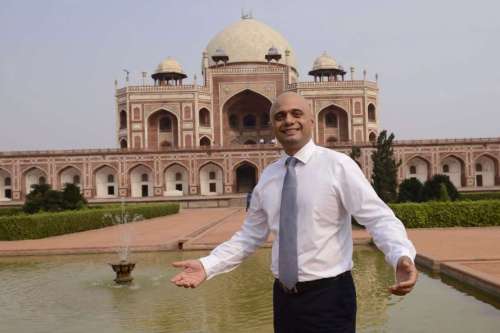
[241,8,253,19]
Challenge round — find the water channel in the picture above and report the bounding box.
[1,246,499,333]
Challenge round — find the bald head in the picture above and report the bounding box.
[270,91,312,117]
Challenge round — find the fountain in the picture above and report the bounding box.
[104,200,143,284]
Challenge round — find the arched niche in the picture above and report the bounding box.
[405,156,431,184]
[234,162,258,193]
[199,108,210,127]
[440,155,466,188]
[164,163,189,196]
[199,163,223,195]
[474,155,499,187]
[59,166,82,190]
[94,165,117,198]
[129,164,153,197]
[23,167,47,194]
[0,169,12,201]
[318,105,349,144]
[147,109,179,149]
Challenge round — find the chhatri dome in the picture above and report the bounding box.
[205,16,298,71]
[152,57,187,85]
[311,51,338,71]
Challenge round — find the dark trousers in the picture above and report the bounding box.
[273,271,357,333]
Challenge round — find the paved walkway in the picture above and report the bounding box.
[0,207,498,299]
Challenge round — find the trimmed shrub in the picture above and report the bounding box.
[0,207,23,217]
[421,174,459,201]
[23,183,87,214]
[0,203,179,240]
[459,192,500,201]
[389,200,500,228]
[397,178,423,202]
[61,183,87,210]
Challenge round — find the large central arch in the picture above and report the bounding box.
[222,89,272,145]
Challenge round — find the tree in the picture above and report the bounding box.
[398,178,423,202]
[438,183,450,201]
[61,183,87,210]
[22,183,87,214]
[349,146,361,167]
[421,174,459,201]
[371,130,401,203]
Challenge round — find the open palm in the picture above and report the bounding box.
[170,259,207,288]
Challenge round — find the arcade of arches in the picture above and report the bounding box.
[223,90,272,145]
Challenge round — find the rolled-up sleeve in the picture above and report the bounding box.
[199,188,270,279]
[335,156,416,269]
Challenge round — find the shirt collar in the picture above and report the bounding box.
[282,139,316,165]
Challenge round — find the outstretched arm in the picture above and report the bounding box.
[389,256,418,296]
[171,188,269,287]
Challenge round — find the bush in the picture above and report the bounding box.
[421,174,459,201]
[0,203,179,240]
[390,200,500,228]
[398,178,423,202]
[458,192,500,201]
[23,183,87,214]
[0,207,23,217]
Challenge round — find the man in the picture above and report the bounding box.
[171,92,418,332]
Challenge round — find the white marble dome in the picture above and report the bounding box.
[155,57,185,74]
[312,52,338,71]
[206,17,297,70]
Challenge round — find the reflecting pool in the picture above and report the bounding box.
[0,247,499,333]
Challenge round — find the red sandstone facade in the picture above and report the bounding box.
[0,17,499,204]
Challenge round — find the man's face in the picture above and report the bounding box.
[271,94,314,153]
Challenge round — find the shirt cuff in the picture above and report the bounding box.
[199,255,220,280]
[389,252,415,270]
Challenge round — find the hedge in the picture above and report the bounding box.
[389,200,500,228]
[0,207,23,217]
[0,203,179,240]
[458,192,500,201]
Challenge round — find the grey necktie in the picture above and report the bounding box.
[279,156,299,290]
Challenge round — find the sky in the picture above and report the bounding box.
[0,0,499,150]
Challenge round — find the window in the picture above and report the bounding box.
[141,185,148,197]
[141,173,149,182]
[209,183,216,193]
[107,186,115,195]
[199,109,210,127]
[209,171,216,180]
[243,114,256,128]
[409,166,416,174]
[229,114,238,129]
[200,137,211,146]
[475,163,482,172]
[107,174,114,183]
[368,104,376,122]
[120,140,127,149]
[4,177,11,186]
[369,132,376,142]
[442,164,449,173]
[175,184,183,191]
[73,175,80,184]
[476,175,483,187]
[325,112,337,127]
[5,189,12,199]
[159,116,172,132]
[175,172,182,181]
[261,113,270,127]
[120,111,127,129]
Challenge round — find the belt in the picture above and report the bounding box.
[277,271,351,295]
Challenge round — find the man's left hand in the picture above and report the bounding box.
[389,256,418,296]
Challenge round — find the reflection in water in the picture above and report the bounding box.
[1,248,499,333]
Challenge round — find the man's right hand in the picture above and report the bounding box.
[170,259,207,288]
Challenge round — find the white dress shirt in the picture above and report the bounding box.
[200,139,416,281]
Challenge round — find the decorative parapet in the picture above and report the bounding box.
[289,80,378,90]
[210,63,287,74]
[115,85,209,96]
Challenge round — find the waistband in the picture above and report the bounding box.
[276,271,352,295]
